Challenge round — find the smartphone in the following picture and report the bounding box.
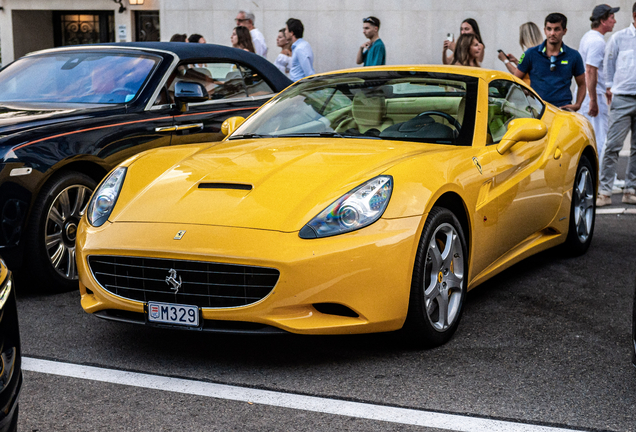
[497,49,510,60]
[446,33,454,42]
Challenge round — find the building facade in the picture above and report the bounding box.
[0,0,160,64]
[1,0,635,73]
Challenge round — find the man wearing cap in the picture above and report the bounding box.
[597,2,636,206]
[356,16,386,66]
[515,13,586,110]
[579,5,618,173]
[235,10,268,57]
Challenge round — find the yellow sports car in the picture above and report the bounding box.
[77,66,597,347]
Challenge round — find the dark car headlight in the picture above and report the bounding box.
[87,167,126,227]
[299,176,393,239]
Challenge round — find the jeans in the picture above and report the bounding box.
[581,92,609,171]
[599,94,636,195]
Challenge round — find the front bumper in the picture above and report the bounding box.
[77,216,422,335]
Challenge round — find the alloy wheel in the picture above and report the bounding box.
[44,184,92,280]
[423,222,465,332]
[573,166,594,243]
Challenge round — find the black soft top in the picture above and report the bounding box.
[30,42,293,92]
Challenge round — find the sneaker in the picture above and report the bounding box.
[596,194,612,207]
[613,176,626,194]
[622,191,636,204]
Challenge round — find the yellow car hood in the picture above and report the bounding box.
[113,137,439,231]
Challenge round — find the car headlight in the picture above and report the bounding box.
[87,167,127,227]
[299,175,393,239]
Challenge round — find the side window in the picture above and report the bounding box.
[487,80,544,143]
[164,62,249,103]
[239,65,275,97]
[525,91,545,119]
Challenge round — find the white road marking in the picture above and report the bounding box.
[596,208,628,214]
[23,357,585,432]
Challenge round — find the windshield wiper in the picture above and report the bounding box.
[274,132,345,138]
[274,132,382,139]
[228,133,270,140]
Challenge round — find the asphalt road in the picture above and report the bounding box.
[14,213,636,432]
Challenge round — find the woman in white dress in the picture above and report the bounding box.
[274,28,292,77]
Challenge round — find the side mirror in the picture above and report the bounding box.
[497,118,547,154]
[221,116,246,136]
[174,81,209,112]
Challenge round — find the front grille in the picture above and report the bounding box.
[88,256,279,308]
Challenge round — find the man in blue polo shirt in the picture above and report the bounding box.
[515,13,586,111]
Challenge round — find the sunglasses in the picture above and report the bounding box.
[363,17,379,26]
[550,55,557,72]
[235,18,248,22]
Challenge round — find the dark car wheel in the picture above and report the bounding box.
[564,155,595,256]
[402,207,467,348]
[23,172,95,292]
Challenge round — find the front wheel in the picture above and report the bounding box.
[402,207,468,348]
[563,155,595,256]
[22,171,96,292]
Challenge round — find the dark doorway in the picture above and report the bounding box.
[53,11,115,46]
[134,11,160,41]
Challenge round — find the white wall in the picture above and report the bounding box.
[2,0,634,72]
[160,0,636,74]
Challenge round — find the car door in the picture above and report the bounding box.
[480,79,562,259]
[166,61,276,145]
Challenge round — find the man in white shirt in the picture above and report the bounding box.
[235,10,268,58]
[597,2,636,206]
[579,4,618,171]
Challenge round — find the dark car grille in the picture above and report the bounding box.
[88,256,279,308]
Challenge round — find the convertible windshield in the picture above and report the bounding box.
[0,52,160,104]
[232,71,478,145]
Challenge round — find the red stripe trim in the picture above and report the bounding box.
[11,106,258,152]
[11,117,170,152]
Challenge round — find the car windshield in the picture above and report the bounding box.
[0,52,160,104]
[232,71,478,145]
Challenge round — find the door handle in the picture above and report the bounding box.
[155,123,204,133]
[175,123,204,131]
[155,126,177,132]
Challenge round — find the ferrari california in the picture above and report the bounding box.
[77,66,597,347]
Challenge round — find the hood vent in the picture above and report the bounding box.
[198,183,252,191]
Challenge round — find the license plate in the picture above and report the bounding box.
[147,302,199,327]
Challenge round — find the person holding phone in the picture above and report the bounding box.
[498,22,543,74]
[443,18,485,65]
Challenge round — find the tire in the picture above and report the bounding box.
[22,171,96,292]
[402,207,468,348]
[563,155,595,256]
